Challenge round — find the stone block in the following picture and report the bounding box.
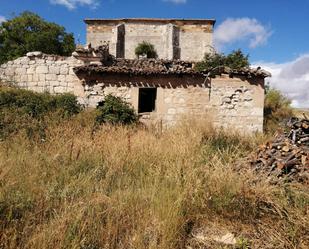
[50,81,60,87]
[60,66,69,75]
[250,108,263,116]
[39,74,46,82]
[36,65,48,74]
[15,67,27,74]
[5,67,16,76]
[26,51,42,57]
[168,108,176,115]
[54,86,67,93]
[20,74,28,82]
[28,81,38,87]
[58,75,66,82]
[38,81,46,87]
[20,57,30,64]
[66,74,77,82]
[32,74,39,82]
[46,74,57,81]
[27,67,36,74]
[13,75,21,82]
[36,59,46,64]
[49,66,60,74]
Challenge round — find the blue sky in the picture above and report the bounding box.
[1,0,309,107]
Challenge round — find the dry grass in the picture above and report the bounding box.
[0,114,308,249]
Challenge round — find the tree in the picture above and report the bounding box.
[195,49,250,72]
[0,11,75,64]
[135,41,158,59]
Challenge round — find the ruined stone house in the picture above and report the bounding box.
[0,18,271,133]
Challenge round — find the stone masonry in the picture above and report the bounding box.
[80,73,265,133]
[0,51,268,133]
[85,18,215,61]
[0,52,86,104]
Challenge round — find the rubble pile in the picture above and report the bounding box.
[72,43,112,64]
[251,117,309,182]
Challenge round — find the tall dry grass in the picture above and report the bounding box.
[0,114,308,249]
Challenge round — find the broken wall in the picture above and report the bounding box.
[0,53,265,133]
[0,52,86,103]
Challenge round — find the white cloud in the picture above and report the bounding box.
[50,0,99,10]
[214,18,272,50]
[164,0,187,4]
[254,54,309,108]
[0,16,6,23]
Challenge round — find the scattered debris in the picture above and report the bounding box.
[214,232,237,245]
[251,117,309,182]
[186,226,239,249]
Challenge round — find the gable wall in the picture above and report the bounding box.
[86,20,214,61]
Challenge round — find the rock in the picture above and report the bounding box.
[71,51,79,57]
[26,51,42,57]
[214,232,236,245]
[90,61,102,65]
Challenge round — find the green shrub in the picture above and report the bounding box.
[195,49,249,72]
[0,88,81,118]
[264,87,293,133]
[53,93,82,117]
[135,41,158,59]
[0,87,81,139]
[96,95,138,125]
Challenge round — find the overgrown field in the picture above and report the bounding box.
[0,88,308,249]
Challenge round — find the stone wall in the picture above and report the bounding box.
[0,53,265,133]
[87,23,117,56]
[82,74,265,133]
[179,24,213,61]
[86,19,213,61]
[0,52,86,103]
[210,75,264,133]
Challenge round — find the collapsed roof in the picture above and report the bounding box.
[72,45,271,79]
[73,59,271,78]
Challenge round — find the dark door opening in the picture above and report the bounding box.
[138,88,157,113]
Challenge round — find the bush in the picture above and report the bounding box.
[195,49,249,72]
[52,94,82,117]
[96,95,138,125]
[0,87,81,139]
[135,41,158,59]
[264,87,293,133]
